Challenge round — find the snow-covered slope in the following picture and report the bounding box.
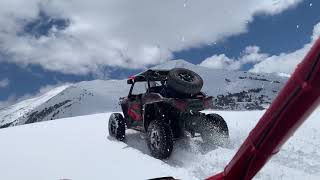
[0,110,319,180]
[0,79,131,128]
[0,85,69,128]
[0,60,287,128]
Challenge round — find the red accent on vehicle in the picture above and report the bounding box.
[174,100,188,111]
[129,76,136,80]
[207,37,320,180]
[128,110,140,121]
[128,103,141,121]
[130,103,140,110]
[203,97,213,109]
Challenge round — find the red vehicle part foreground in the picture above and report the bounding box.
[207,37,320,180]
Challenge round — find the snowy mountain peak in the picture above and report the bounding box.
[0,61,287,128]
[0,85,69,128]
[152,59,198,69]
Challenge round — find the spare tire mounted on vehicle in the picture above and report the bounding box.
[167,68,203,95]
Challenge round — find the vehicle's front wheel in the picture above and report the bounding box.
[147,120,174,159]
[108,113,126,141]
[200,113,229,146]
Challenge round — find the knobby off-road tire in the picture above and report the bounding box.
[167,68,203,96]
[201,113,229,146]
[147,120,174,159]
[108,113,126,141]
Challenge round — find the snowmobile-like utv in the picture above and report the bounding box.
[108,68,229,159]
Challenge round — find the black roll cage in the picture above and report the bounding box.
[127,69,169,97]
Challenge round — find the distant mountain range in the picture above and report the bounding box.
[0,60,287,128]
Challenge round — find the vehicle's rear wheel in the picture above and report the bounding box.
[200,113,229,146]
[167,68,203,96]
[147,120,173,159]
[108,113,126,141]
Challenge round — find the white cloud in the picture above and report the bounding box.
[0,0,302,74]
[199,46,268,70]
[199,22,320,74]
[0,78,9,88]
[250,22,320,74]
[254,0,302,15]
[199,54,240,70]
[0,82,71,109]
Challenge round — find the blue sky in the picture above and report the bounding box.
[175,0,319,65]
[0,0,319,105]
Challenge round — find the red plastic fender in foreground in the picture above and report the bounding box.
[207,37,320,180]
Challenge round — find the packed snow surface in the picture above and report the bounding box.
[1,110,320,180]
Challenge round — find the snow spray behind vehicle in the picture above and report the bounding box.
[207,38,320,179]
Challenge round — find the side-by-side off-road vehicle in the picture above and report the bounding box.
[108,68,229,159]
